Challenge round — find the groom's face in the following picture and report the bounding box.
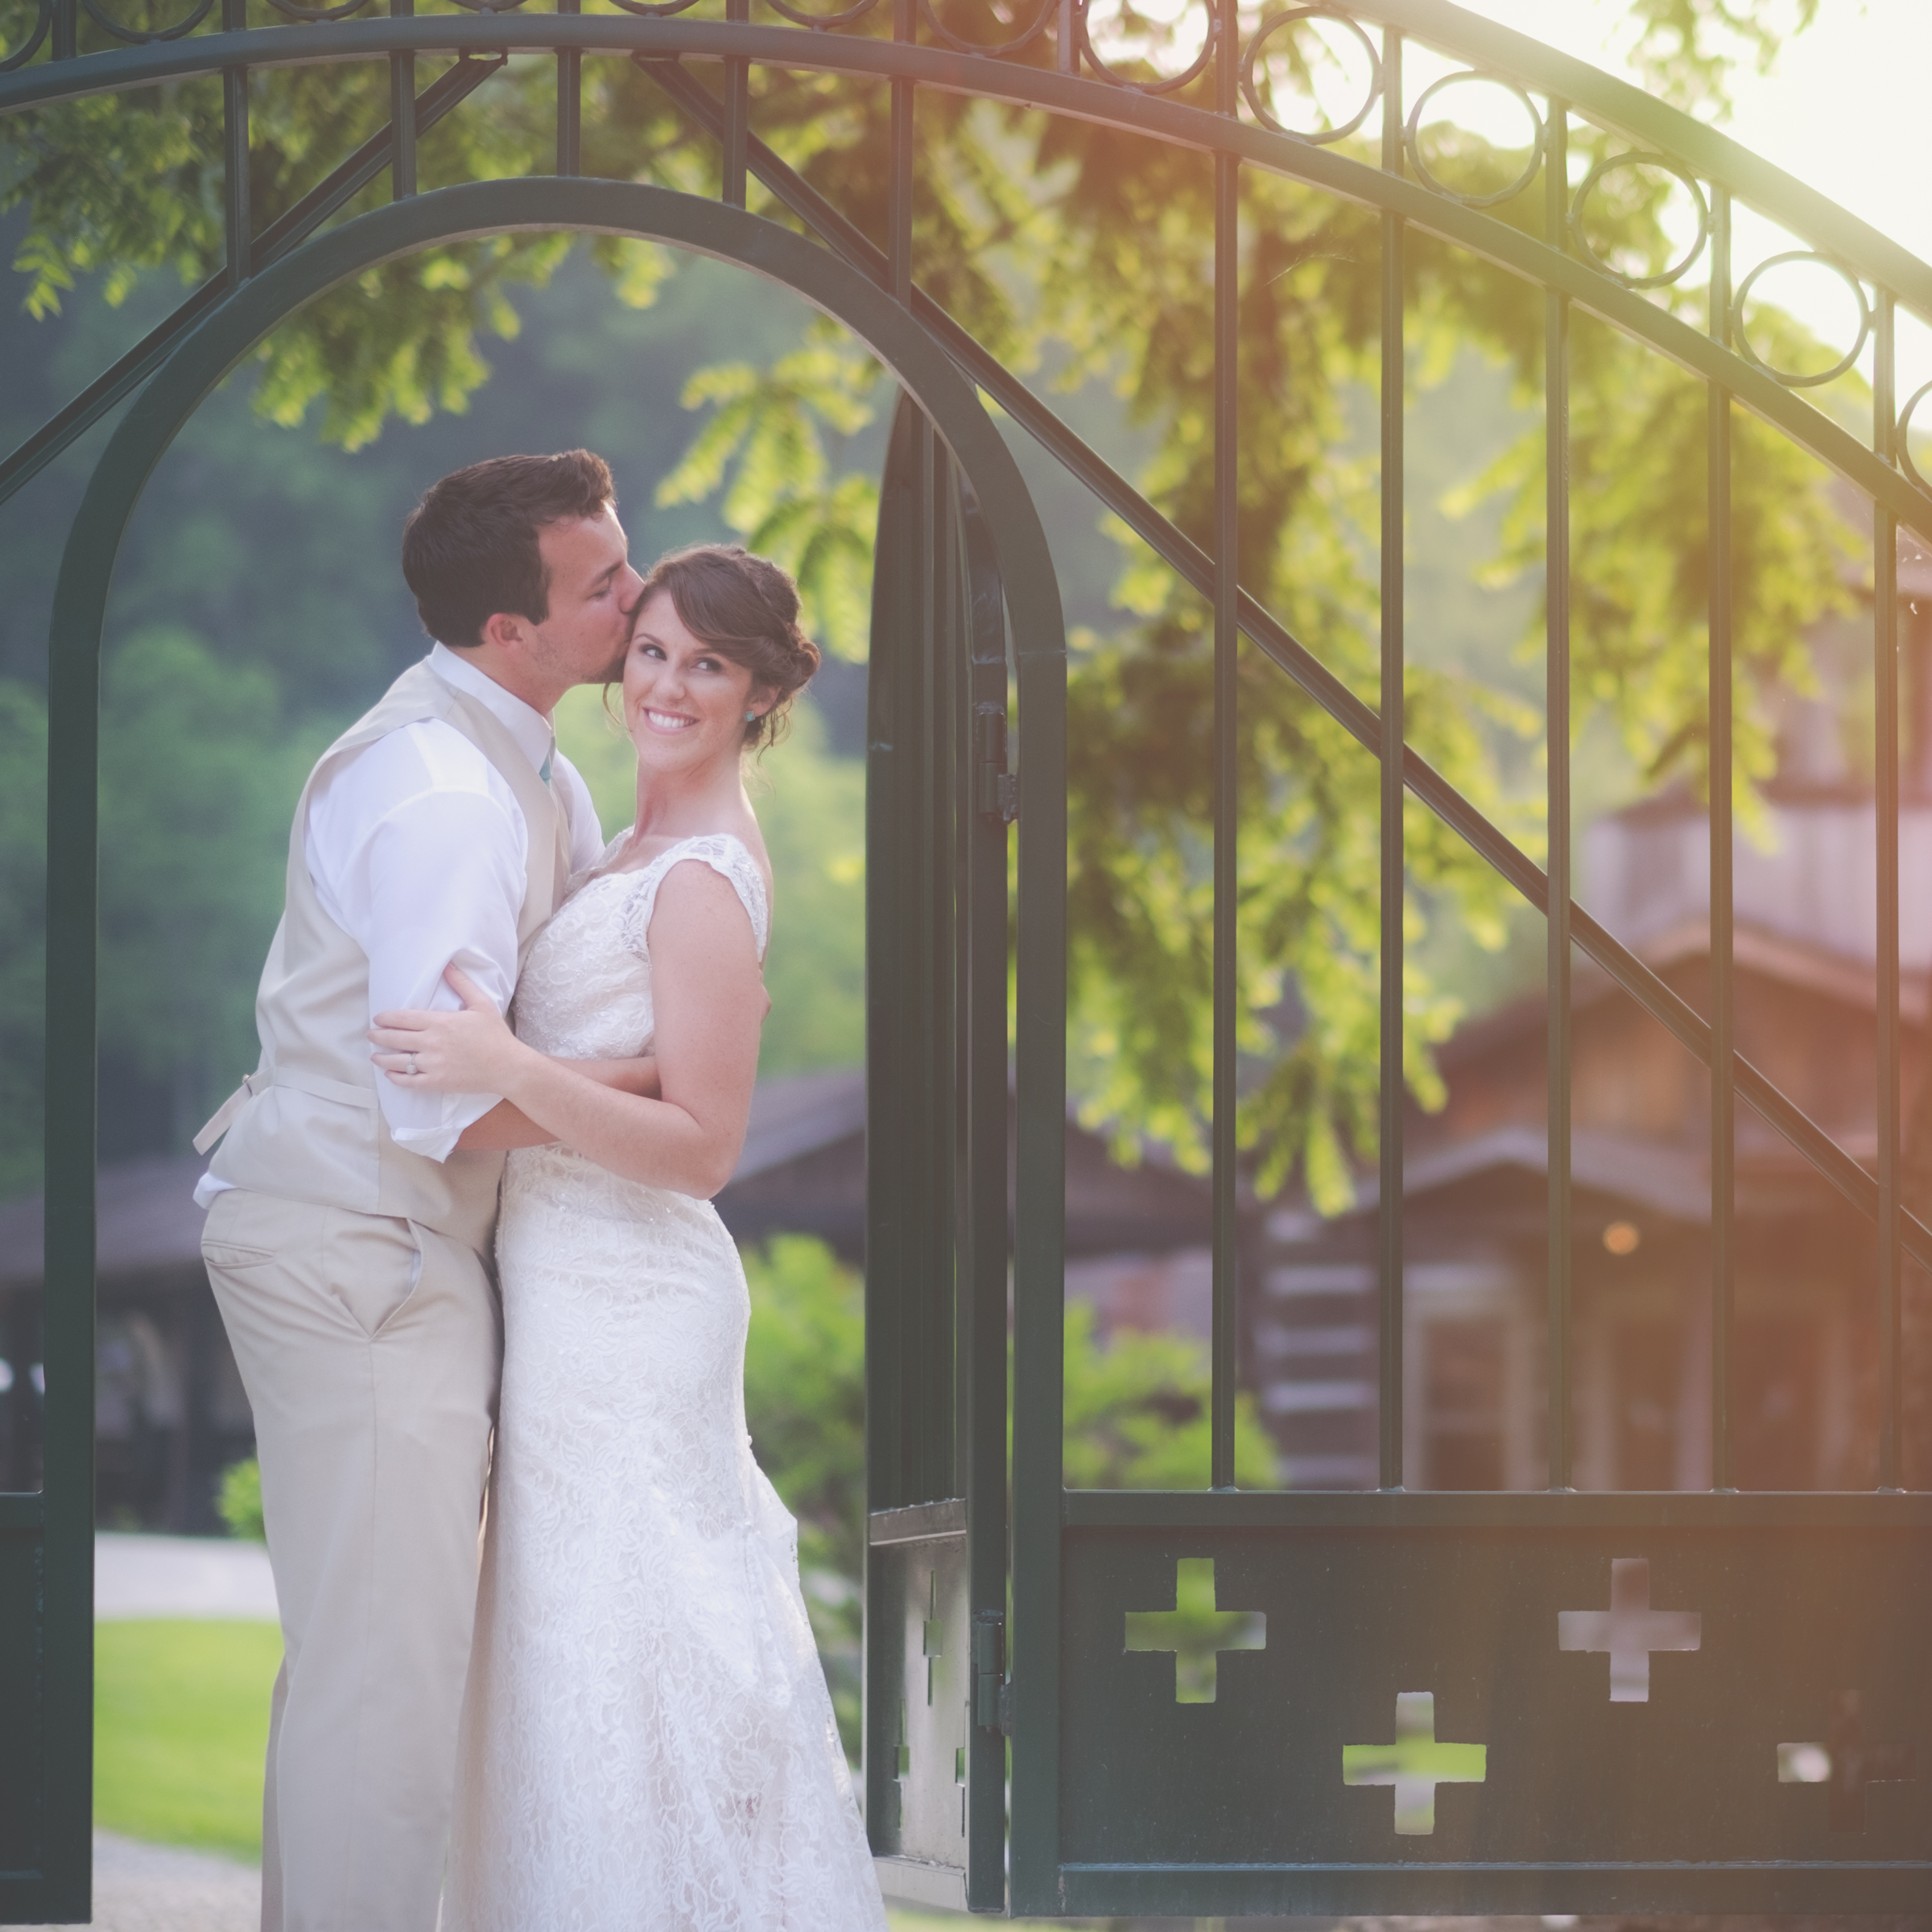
[524,504,643,686]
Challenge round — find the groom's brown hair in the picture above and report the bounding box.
[402,450,615,648]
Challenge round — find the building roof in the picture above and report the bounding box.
[0,1070,877,1292]
[1437,916,1926,1080]
[733,1067,866,1180]
[0,1066,1216,1289]
[1328,1124,1715,1226]
[0,1154,211,1293]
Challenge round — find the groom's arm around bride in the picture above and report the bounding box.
[193,450,647,1932]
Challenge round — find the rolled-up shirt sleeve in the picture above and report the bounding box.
[364,786,526,1160]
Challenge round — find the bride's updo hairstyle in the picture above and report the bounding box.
[634,544,821,749]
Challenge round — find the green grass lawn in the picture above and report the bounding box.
[95,1620,280,1860]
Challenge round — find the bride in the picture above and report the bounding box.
[368,543,888,1931]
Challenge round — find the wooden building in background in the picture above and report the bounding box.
[1256,792,1932,1493]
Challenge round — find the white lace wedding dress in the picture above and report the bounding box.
[444,834,887,1932]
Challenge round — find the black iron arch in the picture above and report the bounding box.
[29,173,1065,1924]
[12,0,1932,1915]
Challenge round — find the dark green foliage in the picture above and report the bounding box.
[0,245,860,1188]
[1059,1299,1278,1492]
[215,1455,265,1543]
[0,684,44,1198]
[741,1232,1279,1759]
[98,630,319,1150]
[0,2,1862,1213]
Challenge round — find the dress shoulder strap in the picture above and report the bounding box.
[617,834,770,964]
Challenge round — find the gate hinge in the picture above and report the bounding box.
[975,703,1018,824]
[974,1610,1010,1732]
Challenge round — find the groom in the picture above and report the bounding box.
[195,451,647,1932]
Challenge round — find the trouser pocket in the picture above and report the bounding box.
[322,1211,423,1338]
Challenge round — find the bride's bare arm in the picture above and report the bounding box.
[370,862,766,1195]
[452,1055,660,1151]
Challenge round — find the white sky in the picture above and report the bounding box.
[1467,0,1931,389]
[1473,0,1926,257]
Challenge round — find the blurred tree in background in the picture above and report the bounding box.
[0,0,1860,1209]
[0,0,1885,1747]
[0,243,875,1187]
[739,1233,1275,1761]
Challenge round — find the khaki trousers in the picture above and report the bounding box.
[201,1188,500,1932]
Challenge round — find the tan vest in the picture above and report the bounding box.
[196,660,572,1256]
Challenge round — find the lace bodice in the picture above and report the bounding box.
[509,832,770,1063]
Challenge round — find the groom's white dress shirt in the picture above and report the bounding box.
[193,643,604,1208]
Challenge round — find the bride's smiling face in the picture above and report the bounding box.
[622,588,766,774]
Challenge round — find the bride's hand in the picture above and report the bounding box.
[369,966,526,1094]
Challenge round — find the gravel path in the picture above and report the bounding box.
[16,1833,258,1932]
[94,1534,278,1623]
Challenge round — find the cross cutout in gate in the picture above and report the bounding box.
[1558,1557,1701,1703]
[1779,1689,1916,1831]
[1343,1692,1487,1835]
[1123,1558,1265,1704]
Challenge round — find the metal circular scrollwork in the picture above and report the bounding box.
[440,0,535,14]
[1901,381,1932,496]
[80,0,214,42]
[1568,151,1709,290]
[1239,6,1380,145]
[607,0,703,16]
[761,0,881,28]
[1076,0,1216,96]
[1731,250,1871,389]
[0,0,52,72]
[918,0,1053,59]
[262,0,372,22]
[1404,71,1544,210]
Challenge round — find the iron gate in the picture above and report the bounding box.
[5,0,1932,1917]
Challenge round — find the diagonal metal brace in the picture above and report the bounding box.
[0,52,504,512]
[638,50,1932,1269]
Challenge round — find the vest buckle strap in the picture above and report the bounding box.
[192,1069,265,1155]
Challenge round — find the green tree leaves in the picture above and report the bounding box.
[97,630,316,1148]
[0,630,320,1189]
[655,335,882,659]
[2,0,1862,1217]
[1059,1298,1278,1491]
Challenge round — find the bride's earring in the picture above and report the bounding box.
[745,709,758,722]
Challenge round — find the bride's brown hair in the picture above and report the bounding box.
[632,544,821,749]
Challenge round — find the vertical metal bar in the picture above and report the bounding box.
[555,0,581,178]
[889,0,915,308]
[51,0,76,60]
[1056,0,1074,72]
[1377,26,1405,1492]
[864,398,916,1853]
[1005,749,1067,1893]
[1876,287,1903,1488]
[1208,0,1240,1490]
[1544,101,1573,1491]
[906,413,940,1502]
[952,487,975,1506]
[722,0,749,208]
[958,483,1010,1913]
[1707,186,1734,1491]
[866,396,921,1531]
[389,0,416,200]
[1005,433,1071,1924]
[221,0,250,291]
[42,460,109,1932]
[928,437,960,1501]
